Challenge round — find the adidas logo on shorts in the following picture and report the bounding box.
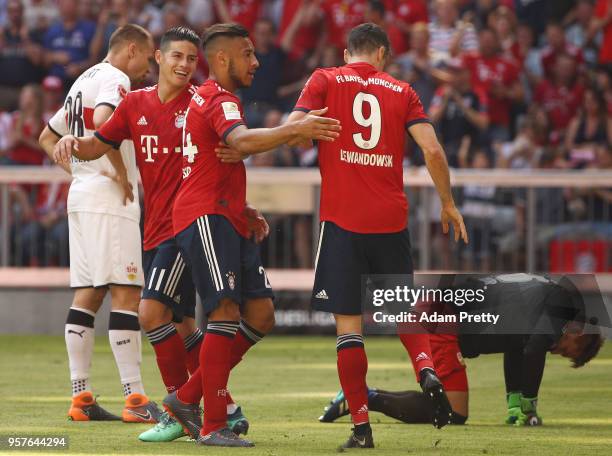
[137,115,148,126]
[315,289,329,299]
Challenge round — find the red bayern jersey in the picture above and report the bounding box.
[321,0,366,52]
[461,52,519,127]
[96,84,197,250]
[295,62,429,233]
[172,80,248,238]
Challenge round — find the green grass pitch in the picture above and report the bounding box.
[0,335,611,455]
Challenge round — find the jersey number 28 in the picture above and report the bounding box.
[65,91,84,136]
[352,92,381,150]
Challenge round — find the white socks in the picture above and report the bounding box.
[65,307,96,397]
[108,310,145,397]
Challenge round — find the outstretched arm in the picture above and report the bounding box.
[217,107,340,162]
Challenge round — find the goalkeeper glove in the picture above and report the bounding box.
[504,392,523,425]
[515,396,542,426]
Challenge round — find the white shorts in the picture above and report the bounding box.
[69,212,144,288]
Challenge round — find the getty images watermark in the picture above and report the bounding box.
[361,273,611,336]
[370,283,499,324]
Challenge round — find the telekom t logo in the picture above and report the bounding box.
[140,135,181,162]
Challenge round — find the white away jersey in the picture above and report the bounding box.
[48,62,140,222]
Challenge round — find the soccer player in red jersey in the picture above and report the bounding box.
[168,23,340,447]
[220,23,468,449]
[52,27,267,441]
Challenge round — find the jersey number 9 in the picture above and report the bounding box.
[352,92,381,150]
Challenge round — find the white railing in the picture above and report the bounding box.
[2,166,612,274]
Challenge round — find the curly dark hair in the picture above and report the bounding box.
[571,333,604,368]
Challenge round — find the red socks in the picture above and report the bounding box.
[398,333,435,381]
[336,334,369,425]
[146,323,188,393]
[200,322,239,435]
[175,320,265,415]
[183,328,203,374]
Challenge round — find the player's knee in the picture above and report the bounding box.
[138,299,172,331]
[175,318,197,338]
[243,298,275,334]
[109,286,141,312]
[72,288,106,312]
[210,298,241,322]
[253,307,275,334]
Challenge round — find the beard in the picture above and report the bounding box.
[228,59,249,89]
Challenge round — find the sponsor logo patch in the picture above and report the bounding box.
[221,101,241,120]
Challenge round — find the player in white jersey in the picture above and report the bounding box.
[38,24,161,423]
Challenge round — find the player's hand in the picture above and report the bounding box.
[216,142,247,164]
[294,107,341,142]
[53,135,79,164]
[514,397,542,426]
[504,392,522,424]
[101,170,134,206]
[244,204,269,243]
[287,136,313,149]
[441,203,468,243]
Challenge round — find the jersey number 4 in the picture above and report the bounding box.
[352,92,381,150]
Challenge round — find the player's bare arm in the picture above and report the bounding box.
[244,203,269,243]
[94,103,134,205]
[217,107,341,163]
[39,126,71,175]
[408,122,468,243]
[54,135,112,163]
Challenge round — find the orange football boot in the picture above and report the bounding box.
[122,393,162,423]
[68,391,120,421]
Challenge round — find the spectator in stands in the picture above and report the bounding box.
[462,27,523,144]
[460,149,496,271]
[278,0,322,62]
[132,0,164,39]
[393,0,429,36]
[364,0,407,55]
[495,115,542,170]
[319,0,366,56]
[23,0,58,33]
[564,88,612,168]
[565,0,600,66]
[540,22,584,79]
[593,65,612,114]
[592,0,612,68]
[18,182,69,266]
[43,0,96,87]
[534,53,584,145]
[213,0,263,33]
[241,18,287,127]
[428,0,478,65]
[79,0,102,23]
[90,0,131,61]
[429,59,489,167]
[0,0,44,111]
[41,75,63,123]
[490,5,518,62]
[515,22,543,92]
[161,2,187,31]
[396,22,440,111]
[2,84,45,166]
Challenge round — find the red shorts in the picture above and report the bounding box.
[430,333,468,392]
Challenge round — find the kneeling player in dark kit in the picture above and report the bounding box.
[320,274,605,426]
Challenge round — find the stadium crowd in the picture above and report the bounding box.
[1,0,611,268]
